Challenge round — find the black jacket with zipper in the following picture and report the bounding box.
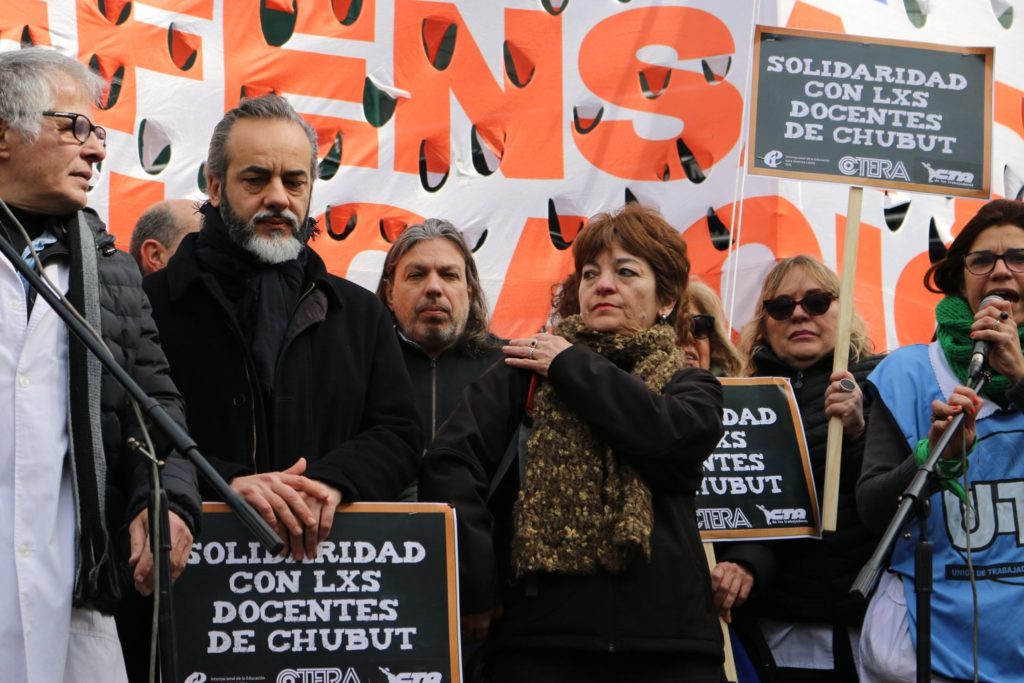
[143,232,422,502]
[396,331,503,442]
[720,347,884,625]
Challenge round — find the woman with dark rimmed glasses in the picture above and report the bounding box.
[713,255,883,683]
[857,199,1024,682]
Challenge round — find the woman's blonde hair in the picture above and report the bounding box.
[687,281,743,377]
[739,255,873,375]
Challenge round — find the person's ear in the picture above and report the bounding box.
[383,279,395,312]
[659,298,677,319]
[139,239,168,275]
[206,173,222,208]
[0,120,12,161]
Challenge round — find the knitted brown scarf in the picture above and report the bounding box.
[511,315,687,576]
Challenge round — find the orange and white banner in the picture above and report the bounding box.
[2,0,1022,349]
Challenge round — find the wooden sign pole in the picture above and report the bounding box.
[822,185,863,532]
[703,543,738,682]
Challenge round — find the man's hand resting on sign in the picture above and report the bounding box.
[297,485,343,559]
[229,457,337,560]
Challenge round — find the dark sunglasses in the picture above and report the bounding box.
[690,314,715,340]
[964,249,1024,276]
[763,291,836,321]
[42,111,107,146]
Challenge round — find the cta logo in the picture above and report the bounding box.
[838,156,910,181]
[922,162,974,186]
[763,150,783,168]
[379,667,443,683]
[277,667,360,683]
[756,505,807,525]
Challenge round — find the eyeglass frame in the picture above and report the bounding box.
[41,111,107,146]
[690,314,715,340]
[762,291,837,321]
[963,248,1024,276]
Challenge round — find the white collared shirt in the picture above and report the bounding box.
[0,249,76,681]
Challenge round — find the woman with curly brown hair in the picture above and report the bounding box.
[421,203,726,682]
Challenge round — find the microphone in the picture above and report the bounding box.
[967,293,1005,380]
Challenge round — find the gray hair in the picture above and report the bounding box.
[376,218,496,355]
[0,47,105,142]
[205,94,318,182]
[129,202,196,264]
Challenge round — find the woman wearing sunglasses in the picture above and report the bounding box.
[713,255,882,683]
[682,281,744,377]
[857,199,1024,682]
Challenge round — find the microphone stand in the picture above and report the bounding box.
[127,437,180,683]
[0,219,284,682]
[850,370,988,683]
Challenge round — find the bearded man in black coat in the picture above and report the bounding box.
[143,95,422,558]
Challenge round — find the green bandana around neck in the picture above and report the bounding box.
[935,295,1024,404]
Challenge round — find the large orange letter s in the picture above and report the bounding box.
[574,7,743,181]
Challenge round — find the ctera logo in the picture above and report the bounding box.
[837,156,910,181]
[763,150,783,168]
[697,507,753,530]
[921,162,975,186]
[277,668,360,683]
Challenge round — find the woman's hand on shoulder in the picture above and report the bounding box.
[824,370,865,440]
[971,299,1024,383]
[503,333,572,378]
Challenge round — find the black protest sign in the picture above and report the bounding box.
[173,502,459,683]
[697,378,820,541]
[748,25,992,197]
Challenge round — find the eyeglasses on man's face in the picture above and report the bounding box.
[963,249,1024,276]
[762,291,837,321]
[42,111,107,146]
